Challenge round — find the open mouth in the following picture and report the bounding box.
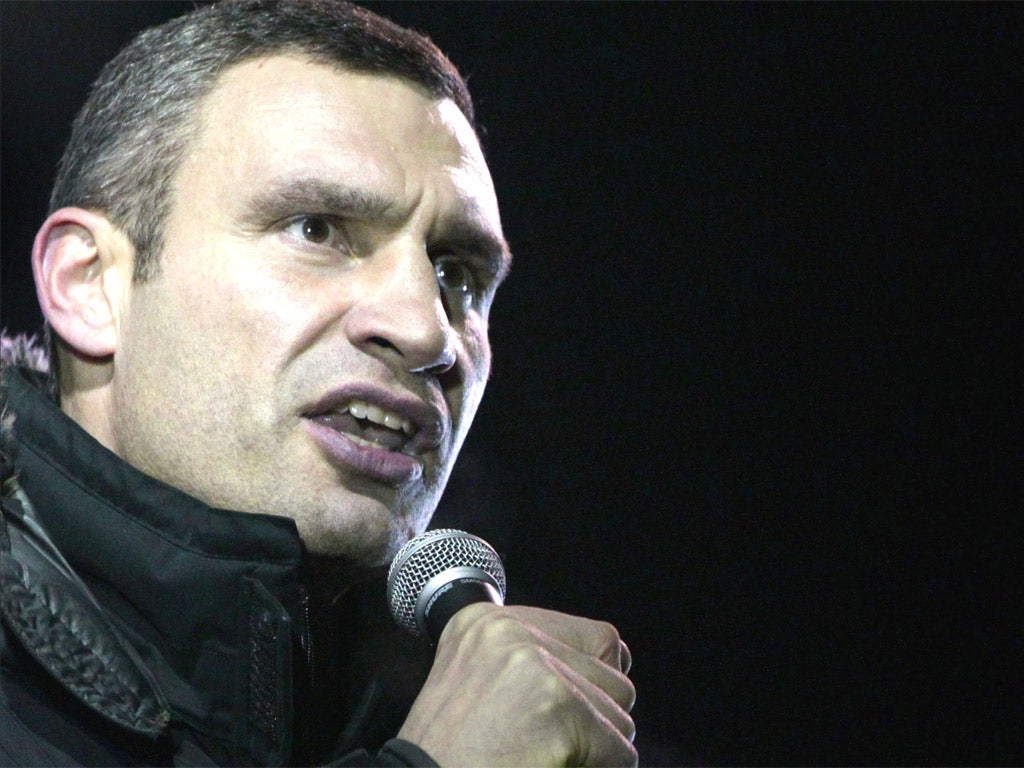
[309,398,416,452]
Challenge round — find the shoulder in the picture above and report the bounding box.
[0,480,172,766]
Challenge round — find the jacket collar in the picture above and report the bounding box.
[2,365,306,764]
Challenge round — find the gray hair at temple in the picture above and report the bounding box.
[49,0,476,284]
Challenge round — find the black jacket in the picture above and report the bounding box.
[0,365,437,766]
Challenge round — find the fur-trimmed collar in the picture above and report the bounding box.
[0,331,51,375]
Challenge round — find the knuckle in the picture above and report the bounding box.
[594,619,620,645]
[507,643,542,671]
[504,643,569,697]
[548,725,577,765]
[546,668,575,703]
[478,611,527,646]
[537,658,574,702]
[592,619,625,663]
[450,602,506,641]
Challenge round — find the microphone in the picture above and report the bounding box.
[387,528,506,642]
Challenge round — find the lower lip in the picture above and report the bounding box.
[305,419,424,485]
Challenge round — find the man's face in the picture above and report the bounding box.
[107,57,508,565]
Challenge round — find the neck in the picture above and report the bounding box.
[58,353,119,453]
[302,554,388,608]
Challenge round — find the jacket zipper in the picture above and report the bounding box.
[300,587,315,686]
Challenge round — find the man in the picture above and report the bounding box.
[0,1,636,766]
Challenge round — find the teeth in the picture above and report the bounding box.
[346,433,388,449]
[345,399,414,435]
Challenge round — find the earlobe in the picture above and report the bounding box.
[32,207,132,359]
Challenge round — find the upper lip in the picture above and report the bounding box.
[303,384,450,453]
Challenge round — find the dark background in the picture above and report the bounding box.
[2,3,1021,764]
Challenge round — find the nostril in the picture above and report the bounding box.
[367,335,398,352]
[364,334,454,376]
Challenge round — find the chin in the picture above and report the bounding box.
[297,507,428,567]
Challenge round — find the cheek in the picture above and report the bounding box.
[118,258,289,429]
[456,317,492,414]
[170,249,305,359]
[463,312,492,375]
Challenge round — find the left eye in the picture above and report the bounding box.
[434,256,474,297]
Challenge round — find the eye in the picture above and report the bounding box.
[434,255,474,300]
[284,215,345,249]
[298,216,331,243]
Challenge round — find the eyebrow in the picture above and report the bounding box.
[241,176,402,225]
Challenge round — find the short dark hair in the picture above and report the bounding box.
[49,0,476,282]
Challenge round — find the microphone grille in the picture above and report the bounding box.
[387,528,506,636]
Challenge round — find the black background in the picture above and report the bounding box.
[2,3,1021,764]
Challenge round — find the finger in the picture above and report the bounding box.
[529,630,637,714]
[501,605,631,671]
[547,655,637,767]
[580,719,639,768]
[449,604,635,709]
[550,651,637,744]
[577,709,639,768]
[450,605,636,713]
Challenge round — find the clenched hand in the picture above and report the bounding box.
[398,604,637,767]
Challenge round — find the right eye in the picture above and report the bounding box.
[284,215,346,251]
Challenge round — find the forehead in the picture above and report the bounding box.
[178,55,501,231]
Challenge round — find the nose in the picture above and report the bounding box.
[344,243,456,376]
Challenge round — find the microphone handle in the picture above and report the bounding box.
[421,574,504,642]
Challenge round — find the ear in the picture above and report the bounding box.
[32,208,134,359]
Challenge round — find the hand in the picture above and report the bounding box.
[397,603,637,767]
